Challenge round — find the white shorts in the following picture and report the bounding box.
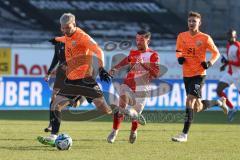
[220,72,240,91]
[119,84,149,114]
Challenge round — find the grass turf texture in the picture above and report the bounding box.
[0,111,240,160]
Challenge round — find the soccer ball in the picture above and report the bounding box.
[55,133,73,150]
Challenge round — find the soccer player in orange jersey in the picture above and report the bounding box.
[43,40,92,133]
[37,13,144,146]
[172,11,228,142]
[107,31,160,143]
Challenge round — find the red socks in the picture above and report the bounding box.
[112,113,139,132]
[113,113,124,130]
[131,120,138,132]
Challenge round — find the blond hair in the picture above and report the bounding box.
[60,13,75,25]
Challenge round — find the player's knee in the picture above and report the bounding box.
[93,96,105,105]
[193,100,203,112]
[93,97,112,114]
[119,95,128,108]
[186,95,195,108]
[133,104,144,114]
[51,103,60,111]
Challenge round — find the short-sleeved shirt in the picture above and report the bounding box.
[115,48,160,92]
[226,41,240,75]
[176,31,220,77]
[55,27,104,80]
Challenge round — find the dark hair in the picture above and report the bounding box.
[227,28,237,35]
[137,30,151,39]
[188,11,201,19]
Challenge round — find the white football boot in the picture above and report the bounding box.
[219,97,229,115]
[129,131,137,144]
[107,129,119,143]
[172,133,188,142]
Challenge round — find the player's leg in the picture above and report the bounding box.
[217,73,237,121]
[172,76,199,142]
[200,97,228,114]
[93,96,114,114]
[44,100,53,132]
[107,94,128,143]
[227,74,240,121]
[45,66,66,132]
[44,89,58,132]
[90,82,144,123]
[116,84,146,124]
[71,96,85,108]
[38,95,71,146]
[61,77,144,120]
[217,73,234,109]
[129,99,145,144]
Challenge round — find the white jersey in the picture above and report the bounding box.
[226,41,240,74]
[220,41,240,91]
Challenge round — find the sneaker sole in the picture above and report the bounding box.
[171,138,187,142]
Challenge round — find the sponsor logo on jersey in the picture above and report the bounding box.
[196,40,203,47]
[72,41,77,47]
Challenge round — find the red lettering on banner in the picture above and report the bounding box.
[14,54,48,75]
[30,65,42,75]
[15,54,27,75]
[43,66,48,75]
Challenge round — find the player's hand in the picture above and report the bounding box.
[44,74,51,82]
[177,57,185,65]
[201,61,212,69]
[220,64,227,72]
[99,67,112,83]
[48,38,58,45]
[221,56,229,64]
[136,58,144,63]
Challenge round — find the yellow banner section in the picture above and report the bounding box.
[0,48,11,75]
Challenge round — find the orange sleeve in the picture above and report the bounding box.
[55,36,66,43]
[206,36,220,65]
[176,34,183,58]
[82,34,104,68]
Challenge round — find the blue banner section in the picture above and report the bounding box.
[0,77,239,110]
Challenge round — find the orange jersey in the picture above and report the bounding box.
[55,27,104,80]
[176,31,220,77]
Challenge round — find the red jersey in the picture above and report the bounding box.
[226,41,240,75]
[114,48,160,92]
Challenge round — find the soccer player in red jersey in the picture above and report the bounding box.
[217,29,240,122]
[107,31,160,143]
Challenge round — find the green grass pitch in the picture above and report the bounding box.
[0,111,240,160]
